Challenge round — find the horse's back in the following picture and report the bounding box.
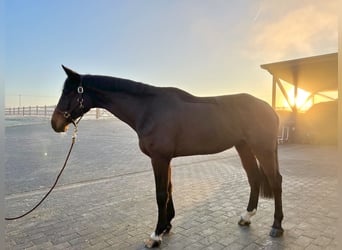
[138,91,278,158]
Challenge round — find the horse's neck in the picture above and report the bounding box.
[86,83,146,131]
[96,92,143,130]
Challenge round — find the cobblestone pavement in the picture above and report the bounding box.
[5,119,339,249]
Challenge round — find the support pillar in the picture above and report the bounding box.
[272,76,276,109]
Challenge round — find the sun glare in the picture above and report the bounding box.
[283,87,312,111]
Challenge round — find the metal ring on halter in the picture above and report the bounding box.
[77,86,84,94]
[64,112,71,119]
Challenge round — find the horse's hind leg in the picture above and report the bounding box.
[256,148,284,237]
[235,142,260,226]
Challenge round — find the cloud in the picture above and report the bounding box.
[248,1,338,62]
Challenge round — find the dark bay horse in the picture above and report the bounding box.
[51,66,284,248]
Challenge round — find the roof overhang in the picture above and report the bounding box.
[261,53,337,93]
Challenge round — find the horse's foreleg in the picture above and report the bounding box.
[165,166,175,233]
[145,157,171,248]
[235,143,260,226]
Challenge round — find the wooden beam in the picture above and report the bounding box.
[297,90,338,111]
[298,93,314,110]
[315,92,338,101]
[292,67,298,114]
[275,77,295,112]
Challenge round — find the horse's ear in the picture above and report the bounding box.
[61,65,80,82]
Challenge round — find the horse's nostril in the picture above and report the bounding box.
[51,112,66,133]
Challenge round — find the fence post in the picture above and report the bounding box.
[96,108,100,119]
[44,105,47,117]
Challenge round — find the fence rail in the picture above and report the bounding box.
[5,106,114,119]
[5,105,55,117]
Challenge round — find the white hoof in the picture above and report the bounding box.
[238,209,256,226]
[144,232,162,248]
[150,232,162,242]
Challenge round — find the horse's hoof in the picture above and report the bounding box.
[269,227,284,237]
[238,217,251,226]
[144,238,161,248]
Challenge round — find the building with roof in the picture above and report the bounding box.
[261,53,339,145]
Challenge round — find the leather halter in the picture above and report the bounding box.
[56,82,85,123]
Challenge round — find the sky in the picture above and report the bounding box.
[4,0,338,107]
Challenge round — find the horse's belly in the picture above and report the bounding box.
[174,132,236,157]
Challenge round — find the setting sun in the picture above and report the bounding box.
[283,87,313,111]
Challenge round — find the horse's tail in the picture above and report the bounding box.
[259,166,274,199]
[258,143,279,199]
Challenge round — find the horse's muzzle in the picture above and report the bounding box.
[51,111,69,132]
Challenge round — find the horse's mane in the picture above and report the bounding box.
[85,75,157,96]
[85,74,215,104]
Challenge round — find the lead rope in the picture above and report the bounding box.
[5,116,82,221]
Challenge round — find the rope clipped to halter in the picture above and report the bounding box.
[5,118,82,221]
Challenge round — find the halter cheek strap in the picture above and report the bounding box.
[77,86,84,109]
[59,82,85,121]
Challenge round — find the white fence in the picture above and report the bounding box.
[5,106,114,119]
[5,105,55,117]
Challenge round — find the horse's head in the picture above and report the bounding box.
[51,66,92,132]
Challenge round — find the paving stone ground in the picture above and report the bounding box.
[5,118,339,249]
